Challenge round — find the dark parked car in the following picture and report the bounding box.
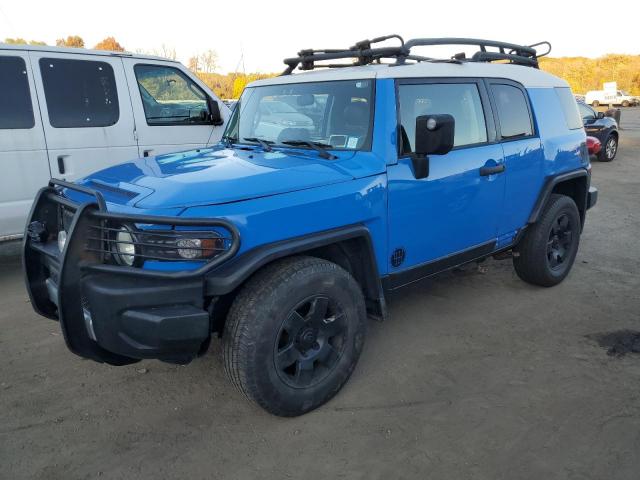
[578,101,619,162]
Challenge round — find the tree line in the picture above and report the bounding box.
[4,36,639,97]
[539,55,640,95]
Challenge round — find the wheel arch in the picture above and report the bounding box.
[205,225,387,328]
[528,169,589,228]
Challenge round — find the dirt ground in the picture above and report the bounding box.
[1,109,639,480]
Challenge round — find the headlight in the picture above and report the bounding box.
[176,237,220,260]
[106,225,225,266]
[113,227,136,266]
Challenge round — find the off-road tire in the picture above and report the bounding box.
[513,194,581,287]
[222,256,367,416]
[598,134,618,162]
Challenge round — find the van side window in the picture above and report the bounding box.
[134,65,211,126]
[0,56,35,129]
[39,58,119,128]
[555,87,584,130]
[399,83,487,153]
[490,84,534,138]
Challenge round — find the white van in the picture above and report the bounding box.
[584,89,639,107]
[0,44,230,241]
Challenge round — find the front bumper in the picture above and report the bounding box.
[23,180,239,365]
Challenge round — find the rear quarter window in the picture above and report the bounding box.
[555,87,583,130]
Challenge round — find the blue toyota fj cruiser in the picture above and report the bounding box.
[24,36,598,416]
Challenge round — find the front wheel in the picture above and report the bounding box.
[223,256,367,416]
[592,100,600,107]
[598,134,618,162]
[513,194,581,287]
[621,100,630,107]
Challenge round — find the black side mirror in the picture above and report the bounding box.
[410,114,455,179]
[597,112,605,119]
[209,99,224,126]
[415,114,455,155]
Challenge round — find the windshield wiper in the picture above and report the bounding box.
[243,137,274,152]
[280,140,337,160]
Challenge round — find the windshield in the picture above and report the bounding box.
[224,80,374,151]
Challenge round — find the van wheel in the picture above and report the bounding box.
[598,134,618,162]
[592,100,600,107]
[222,256,367,417]
[622,100,630,107]
[513,194,580,287]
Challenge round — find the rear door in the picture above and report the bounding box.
[30,52,138,180]
[486,80,543,242]
[0,51,50,239]
[122,58,228,158]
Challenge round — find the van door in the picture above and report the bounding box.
[122,58,228,158]
[30,52,138,181]
[0,51,50,239]
[387,79,506,287]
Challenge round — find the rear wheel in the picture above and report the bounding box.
[513,194,581,287]
[598,134,618,162]
[592,100,600,107]
[222,256,367,416]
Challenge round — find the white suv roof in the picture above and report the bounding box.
[0,43,178,63]
[251,62,567,89]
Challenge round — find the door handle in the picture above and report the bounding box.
[57,155,66,175]
[479,163,505,176]
[143,149,153,158]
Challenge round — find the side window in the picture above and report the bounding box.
[40,58,119,128]
[399,83,487,152]
[134,65,211,126]
[0,56,35,129]
[491,84,534,138]
[555,87,584,130]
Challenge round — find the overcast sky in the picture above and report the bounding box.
[1,0,638,73]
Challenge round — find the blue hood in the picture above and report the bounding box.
[75,147,359,209]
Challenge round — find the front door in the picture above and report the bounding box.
[387,79,506,287]
[122,59,223,158]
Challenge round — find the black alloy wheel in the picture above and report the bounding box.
[513,194,581,287]
[222,256,367,416]
[275,295,347,388]
[546,213,573,271]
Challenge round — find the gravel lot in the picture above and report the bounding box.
[1,109,639,480]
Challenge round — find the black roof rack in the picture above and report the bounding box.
[281,36,551,75]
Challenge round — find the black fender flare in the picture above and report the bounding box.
[527,168,590,226]
[204,224,386,315]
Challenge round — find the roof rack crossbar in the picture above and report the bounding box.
[281,36,550,75]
